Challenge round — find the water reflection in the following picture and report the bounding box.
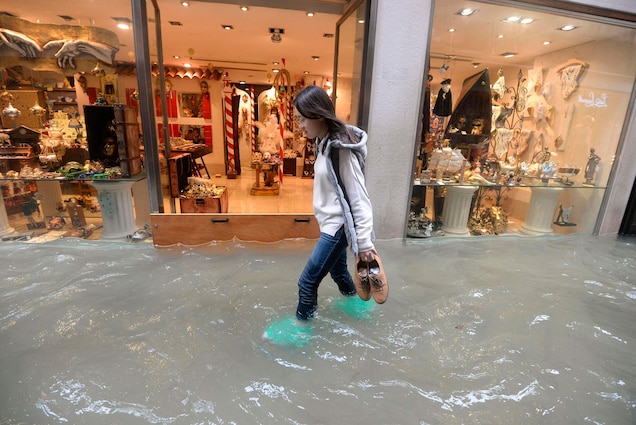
[0,235,634,424]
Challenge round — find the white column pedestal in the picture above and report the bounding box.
[36,180,64,217]
[0,199,16,237]
[519,186,564,236]
[91,180,137,239]
[441,185,478,236]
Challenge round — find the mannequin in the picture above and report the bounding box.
[433,79,452,117]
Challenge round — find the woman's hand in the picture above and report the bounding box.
[357,249,377,263]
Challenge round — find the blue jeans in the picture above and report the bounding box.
[296,226,357,320]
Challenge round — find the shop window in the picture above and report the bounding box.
[409,0,636,238]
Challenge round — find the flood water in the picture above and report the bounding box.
[1,234,635,424]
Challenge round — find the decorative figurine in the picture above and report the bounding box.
[583,148,601,186]
[554,204,577,226]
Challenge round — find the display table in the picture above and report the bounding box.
[171,145,212,178]
[251,162,280,196]
[441,185,479,236]
[519,186,565,236]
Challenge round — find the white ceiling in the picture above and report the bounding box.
[2,0,634,86]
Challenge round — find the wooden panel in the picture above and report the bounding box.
[151,213,319,246]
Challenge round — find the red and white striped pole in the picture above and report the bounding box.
[250,85,256,154]
[223,83,236,175]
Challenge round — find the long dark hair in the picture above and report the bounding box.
[294,85,358,145]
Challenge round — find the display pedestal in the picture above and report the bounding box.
[520,186,564,236]
[36,180,63,217]
[441,185,478,236]
[250,162,280,196]
[91,180,137,239]
[0,200,16,236]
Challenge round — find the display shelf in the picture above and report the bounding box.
[0,174,148,241]
[408,178,607,239]
[412,179,607,190]
[45,87,78,113]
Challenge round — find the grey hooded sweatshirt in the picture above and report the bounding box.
[313,125,375,256]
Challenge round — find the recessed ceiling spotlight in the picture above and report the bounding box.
[239,80,246,84]
[173,55,180,59]
[312,56,320,61]
[501,52,517,58]
[503,16,521,23]
[520,18,534,24]
[457,8,478,16]
[306,12,315,17]
[180,1,189,6]
[448,28,455,32]
[272,69,280,73]
[543,41,551,45]
[222,25,233,30]
[559,24,578,31]
[184,63,191,68]
[273,61,279,65]
[323,33,334,38]
[497,34,504,39]
[357,19,365,24]
[112,17,132,30]
[472,62,480,68]
[303,71,310,74]
[240,6,249,12]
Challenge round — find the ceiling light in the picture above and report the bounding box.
[173,55,180,59]
[472,62,480,68]
[240,6,248,12]
[272,69,280,73]
[457,8,478,16]
[323,33,334,38]
[357,19,365,24]
[306,12,315,17]
[312,56,319,61]
[497,34,504,38]
[303,71,310,74]
[501,52,517,58]
[504,16,521,23]
[559,24,578,31]
[273,61,279,65]
[180,1,190,6]
[520,18,534,24]
[112,17,132,30]
[448,28,455,32]
[439,63,449,75]
[270,28,284,43]
[543,41,551,45]
[184,63,191,68]
[222,25,233,30]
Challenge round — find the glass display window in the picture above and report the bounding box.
[410,0,636,238]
